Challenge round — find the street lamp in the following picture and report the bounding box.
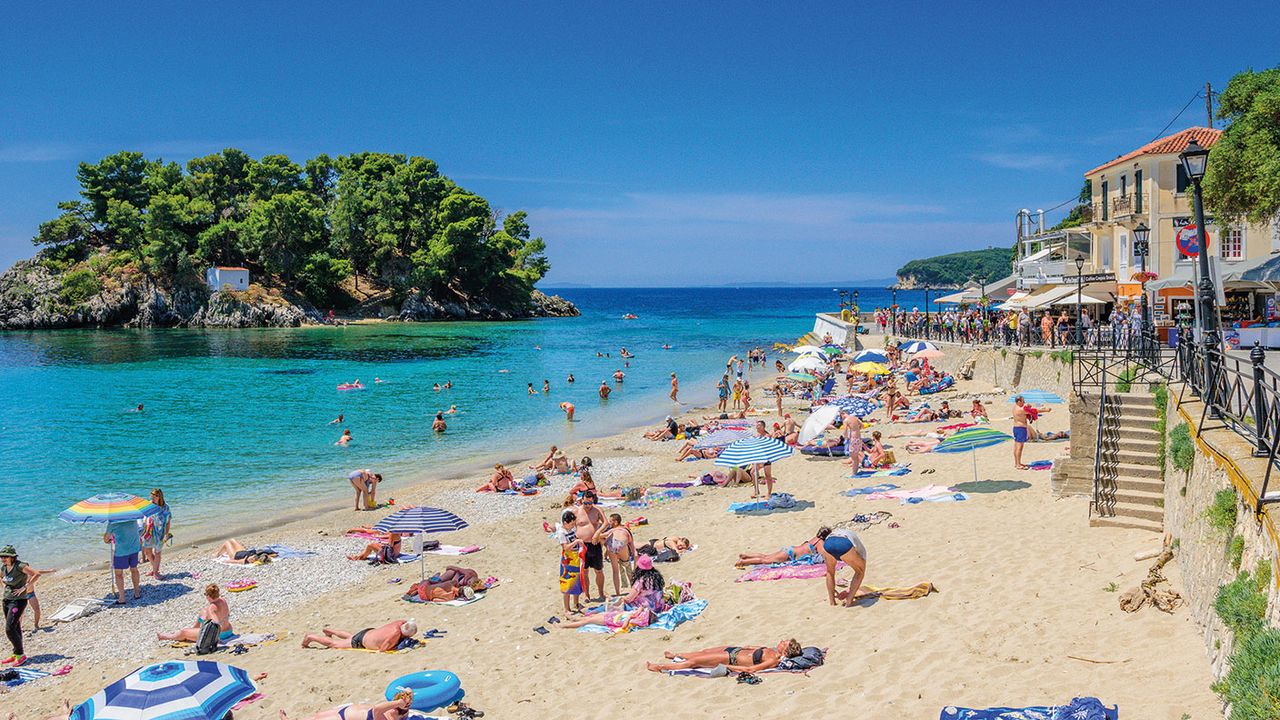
[853,289,860,339]
[1133,222,1151,342]
[1181,137,1218,414]
[924,285,931,339]
[890,285,898,334]
[1074,254,1085,346]
[977,275,988,342]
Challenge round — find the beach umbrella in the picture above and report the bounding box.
[821,343,845,354]
[899,340,939,354]
[715,436,794,468]
[934,427,1013,484]
[786,372,818,383]
[695,427,755,449]
[71,660,255,720]
[790,345,829,357]
[914,348,945,360]
[829,395,877,418]
[59,493,163,525]
[373,506,468,581]
[799,405,842,445]
[850,361,889,376]
[788,356,827,373]
[851,349,888,364]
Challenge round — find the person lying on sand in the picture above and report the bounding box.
[348,533,401,561]
[477,464,515,492]
[675,441,721,461]
[645,639,803,673]
[703,410,748,421]
[407,566,481,602]
[157,584,232,642]
[214,539,277,565]
[278,688,414,720]
[637,536,690,560]
[8,698,72,720]
[301,619,417,651]
[736,534,822,567]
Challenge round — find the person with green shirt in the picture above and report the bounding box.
[1,545,39,666]
[104,519,142,604]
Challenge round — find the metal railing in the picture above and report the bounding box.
[1111,193,1148,218]
[1091,377,1112,518]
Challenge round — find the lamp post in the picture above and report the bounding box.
[852,289,860,339]
[1133,222,1151,345]
[1074,254,1085,346]
[890,286,898,334]
[1181,138,1218,415]
[977,275,988,343]
[924,286,931,339]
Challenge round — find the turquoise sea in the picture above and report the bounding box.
[2,286,924,565]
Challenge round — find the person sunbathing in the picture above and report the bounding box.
[865,431,888,467]
[348,533,401,561]
[531,446,559,471]
[736,535,822,566]
[970,399,989,421]
[1033,429,1070,441]
[278,688,414,720]
[214,539,277,565]
[157,584,232,642]
[702,410,747,421]
[644,416,680,441]
[909,407,939,422]
[557,555,668,629]
[638,536,690,560]
[476,464,515,492]
[675,441,720,461]
[301,619,417,651]
[645,639,803,673]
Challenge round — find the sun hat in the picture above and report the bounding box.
[636,554,654,570]
[0,545,15,558]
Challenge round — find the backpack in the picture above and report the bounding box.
[195,621,221,655]
[767,492,797,509]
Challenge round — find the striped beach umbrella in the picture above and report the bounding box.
[851,349,888,364]
[373,506,468,535]
[830,395,877,418]
[715,436,794,468]
[695,427,755,449]
[786,372,818,383]
[59,493,162,525]
[821,343,845,356]
[788,356,827,373]
[899,340,939,353]
[71,660,255,720]
[790,345,829,357]
[934,428,1012,453]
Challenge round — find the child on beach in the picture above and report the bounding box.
[558,510,584,614]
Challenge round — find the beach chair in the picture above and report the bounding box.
[48,597,107,624]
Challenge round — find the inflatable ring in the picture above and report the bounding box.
[226,580,257,593]
[385,670,463,711]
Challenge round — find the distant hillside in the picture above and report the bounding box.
[895,247,1012,289]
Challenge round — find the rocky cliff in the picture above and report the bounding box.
[397,288,580,321]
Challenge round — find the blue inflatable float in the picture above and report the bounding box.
[385,670,463,711]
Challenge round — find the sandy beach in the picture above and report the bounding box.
[3,340,1221,720]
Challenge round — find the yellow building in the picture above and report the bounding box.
[1083,126,1280,329]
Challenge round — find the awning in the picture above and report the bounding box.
[1222,253,1280,289]
[932,274,1018,305]
[996,292,1029,310]
[1020,284,1077,309]
[1239,253,1280,283]
[933,288,974,304]
[1019,247,1054,263]
[1148,265,1195,291]
[1050,290,1108,306]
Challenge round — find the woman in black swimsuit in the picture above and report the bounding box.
[645,639,803,673]
[278,688,414,720]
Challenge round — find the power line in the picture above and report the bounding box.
[1148,91,1204,143]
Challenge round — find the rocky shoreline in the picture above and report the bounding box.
[0,259,578,330]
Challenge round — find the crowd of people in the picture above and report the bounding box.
[875,302,1151,349]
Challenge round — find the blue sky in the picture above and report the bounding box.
[2,2,1277,286]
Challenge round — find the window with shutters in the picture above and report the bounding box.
[1175,164,1190,193]
[1135,170,1143,213]
[1101,181,1109,220]
[1221,227,1244,260]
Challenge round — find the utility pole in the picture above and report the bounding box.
[1206,81,1213,127]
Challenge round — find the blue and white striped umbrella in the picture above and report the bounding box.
[830,395,878,418]
[899,340,939,353]
[714,436,794,468]
[71,661,255,720]
[372,506,468,535]
[695,427,755,449]
[851,349,888,364]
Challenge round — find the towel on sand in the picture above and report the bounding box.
[260,544,316,559]
[856,582,938,600]
[168,632,278,650]
[940,696,1116,719]
[3,666,51,687]
[863,485,966,504]
[737,561,846,583]
[844,483,900,496]
[402,591,486,606]
[950,480,1031,494]
[853,466,911,478]
[577,599,708,634]
[424,544,483,556]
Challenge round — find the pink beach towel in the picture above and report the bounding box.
[737,561,846,582]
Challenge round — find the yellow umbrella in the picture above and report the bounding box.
[851,361,889,376]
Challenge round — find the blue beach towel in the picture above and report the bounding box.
[577,599,709,634]
[843,483,900,496]
[260,544,317,559]
[1007,391,1064,404]
[728,500,770,513]
[940,696,1117,719]
[4,666,51,687]
[906,493,967,504]
[854,466,911,478]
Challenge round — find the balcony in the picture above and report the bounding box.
[1111,193,1148,218]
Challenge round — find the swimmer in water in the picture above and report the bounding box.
[613,370,625,383]
[567,373,575,383]
[596,352,603,358]
[336,429,353,446]
[130,404,144,413]
[433,383,441,391]
[374,377,384,384]
[560,402,575,421]
[662,344,672,350]
[528,383,538,395]
[432,412,447,433]
[542,379,550,394]
[329,413,344,425]
[599,381,611,400]
[535,345,541,350]
[446,404,458,414]
[499,369,510,374]
[445,380,453,389]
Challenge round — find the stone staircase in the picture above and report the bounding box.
[1090,392,1164,532]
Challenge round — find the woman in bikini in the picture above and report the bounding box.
[347,470,381,510]
[156,583,232,642]
[278,688,414,720]
[347,533,401,561]
[865,431,888,467]
[735,533,823,567]
[476,464,515,492]
[645,639,803,673]
[674,441,720,461]
[597,513,635,596]
[213,539,277,565]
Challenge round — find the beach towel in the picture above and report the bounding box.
[3,666,51,688]
[394,553,421,564]
[844,483,900,496]
[728,499,813,515]
[1007,390,1064,404]
[1028,460,1054,470]
[424,544,483,556]
[853,466,911,478]
[169,632,279,651]
[232,694,266,711]
[260,544,316,559]
[737,561,846,583]
[577,599,709,634]
[939,696,1117,719]
[857,582,938,600]
[863,485,967,504]
[937,422,976,431]
[950,480,1031,494]
[653,482,694,488]
[560,546,583,595]
[625,489,684,509]
[402,591,487,606]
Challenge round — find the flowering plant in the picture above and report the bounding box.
[1131,271,1159,282]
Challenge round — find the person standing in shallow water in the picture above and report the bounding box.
[599,381,611,400]
[670,372,679,403]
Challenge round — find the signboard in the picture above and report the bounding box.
[1177,224,1210,257]
[1173,215,1215,228]
[1075,273,1115,284]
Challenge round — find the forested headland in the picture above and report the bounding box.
[894,247,1012,289]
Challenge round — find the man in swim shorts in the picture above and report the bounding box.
[560,401,575,421]
[599,381,611,400]
[574,492,606,601]
[1012,396,1030,470]
[301,619,417,651]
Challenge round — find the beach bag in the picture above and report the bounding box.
[700,473,717,486]
[777,646,825,671]
[422,539,440,552]
[195,621,221,655]
[767,492,797,509]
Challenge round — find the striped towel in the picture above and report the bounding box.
[4,666,51,687]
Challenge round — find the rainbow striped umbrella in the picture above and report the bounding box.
[934,427,1012,453]
[59,493,163,525]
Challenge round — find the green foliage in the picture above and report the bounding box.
[30,149,552,310]
[1104,582,1118,592]
[1213,562,1280,720]
[1153,384,1168,473]
[1114,365,1137,393]
[1027,350,1043,358]
[1170,422,1195,472]
[1203,66,1280,226]
[58,267,101,307]
[1049,349,1074,364]
[1229,536,1246,571]
[895,247,1012,288]
[1049,183,1094,231]
[1207,488,1240,534]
